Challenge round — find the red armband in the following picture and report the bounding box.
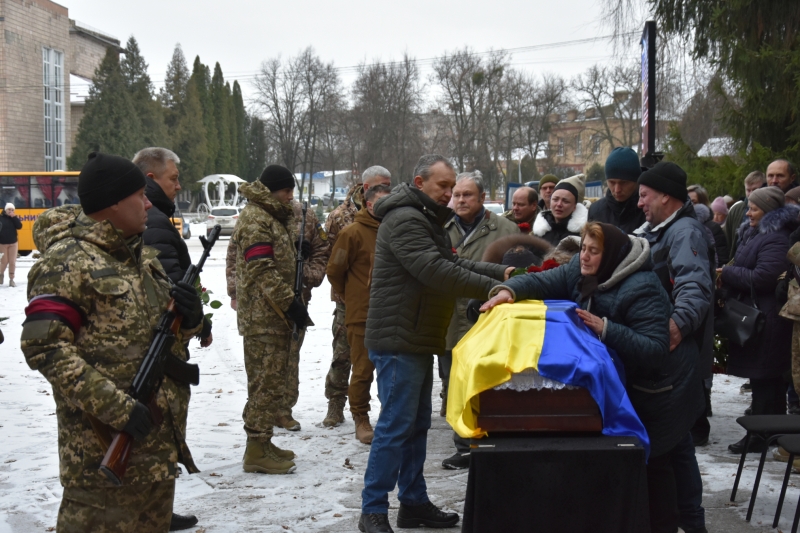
[24,295,86,334]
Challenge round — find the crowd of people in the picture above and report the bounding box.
[14,144,800,533]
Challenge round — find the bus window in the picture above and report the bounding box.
[0,176,30,208]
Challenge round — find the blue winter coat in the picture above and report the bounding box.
[635,200,716,384]
[722,205,800,379]
[500,237,703,457]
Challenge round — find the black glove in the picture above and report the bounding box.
[466,299,484,324]
[122,401,153,441]
[295,239,312,259]
[171,281,203,329]
[285,297,310,329]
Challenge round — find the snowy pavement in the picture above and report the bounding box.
[0,237,799,532]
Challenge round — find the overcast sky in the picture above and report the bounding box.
[65,0,646,106]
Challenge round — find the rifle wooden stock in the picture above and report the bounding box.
[95,224,221,485]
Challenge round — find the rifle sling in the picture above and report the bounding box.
[164,355,200,386]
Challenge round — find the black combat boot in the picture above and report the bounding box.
[169,513,198,531]
[359,513,394,533]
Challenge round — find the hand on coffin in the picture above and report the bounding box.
[575,308,603,336]
[480,289,514,312]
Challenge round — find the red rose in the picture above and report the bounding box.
[518,223,531,233]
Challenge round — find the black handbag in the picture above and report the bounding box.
[714,283,766,347]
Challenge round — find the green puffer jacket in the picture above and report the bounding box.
[22,207,199,487]
[365,184,507,355]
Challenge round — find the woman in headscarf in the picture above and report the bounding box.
[720,186,800,454]
[481,221,702,533]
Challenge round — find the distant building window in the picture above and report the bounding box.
[575,136,583,156]
[592,135,602,155]
[43,48,65,171]
[557,138,565,157]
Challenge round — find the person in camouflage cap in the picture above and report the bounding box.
[232,165,311,475]
[321,166,391,427]
[21,152,204,533]
[226,189,329,432]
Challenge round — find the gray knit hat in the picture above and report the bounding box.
[749,186,785,213]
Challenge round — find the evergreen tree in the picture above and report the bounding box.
[191,57,218,176]
[245,115,268,181]
[68,48,143,168]
[211,63,232,172]
[161,44,190,132]
[172,82,208,193]
[121,36,168,148]
[232,81,248,177]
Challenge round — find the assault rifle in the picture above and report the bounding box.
[292,200,308,341]
[97,224,222,485]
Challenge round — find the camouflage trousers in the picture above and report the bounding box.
[57,480,174,533]
[324,303,351,402]
[242,331,303,441]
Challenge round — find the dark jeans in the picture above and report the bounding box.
[674,432,705,531]
[752,377,786,415]
[362,351,433,514]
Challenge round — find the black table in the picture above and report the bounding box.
[462,436,650,533]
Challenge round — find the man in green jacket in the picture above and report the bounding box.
[359,155,513,533]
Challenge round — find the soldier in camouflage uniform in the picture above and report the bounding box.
[321,166,392,427]
[227,188,329,431]
[232,165,311,474]
[20,153,204,533]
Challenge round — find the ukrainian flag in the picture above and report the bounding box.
[446,300,650,458]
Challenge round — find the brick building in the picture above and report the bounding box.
[0,0,119,171]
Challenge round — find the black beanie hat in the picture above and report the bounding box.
[637,161,688,203]
[259,165,296,192]
[78,152,147,214]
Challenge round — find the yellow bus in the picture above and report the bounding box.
[0,172,80,255]
[1,172,188,254]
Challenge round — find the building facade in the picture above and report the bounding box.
[0,0,118,171]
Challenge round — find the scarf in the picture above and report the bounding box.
[578,223,632,302]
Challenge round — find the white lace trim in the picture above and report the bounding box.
[493,368,578,392]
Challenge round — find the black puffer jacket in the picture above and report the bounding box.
[144,179,190,283]
[365,184,507,355]
[0,211,22,244]
[588,190,646,235]
[532,202,589,246]
[500,238,703,457]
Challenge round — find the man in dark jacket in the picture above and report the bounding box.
[134,147,205,532]
[635,162,713,533]
[588,147,646,234]
[359,155,512,533]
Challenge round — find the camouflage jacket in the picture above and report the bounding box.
[21,206,199,488]
[232,181,299,336]
[226,198,329,305]
[325,184,363,303]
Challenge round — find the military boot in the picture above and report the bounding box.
[323,397,346,427]
[268,440,295,460]
[242,439,296,474]
[354,414,374,444]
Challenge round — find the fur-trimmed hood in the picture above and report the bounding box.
[737,203,800,245]
[533,202,588,237]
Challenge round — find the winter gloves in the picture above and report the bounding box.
[170,281,203,329]
[286,297,310,329]
[123,401,154,441]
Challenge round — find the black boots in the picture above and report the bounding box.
[728,434,767,455]
[396,501,459,528]
[359,513,394,533]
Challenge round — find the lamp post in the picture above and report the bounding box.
[518,151,526,183]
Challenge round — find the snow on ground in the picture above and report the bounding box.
[0,236,799,532]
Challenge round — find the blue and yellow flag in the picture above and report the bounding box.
[447,300,650,458]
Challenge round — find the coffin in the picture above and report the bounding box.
[477,386,603,433]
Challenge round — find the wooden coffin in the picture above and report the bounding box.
[476,387,603,433]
